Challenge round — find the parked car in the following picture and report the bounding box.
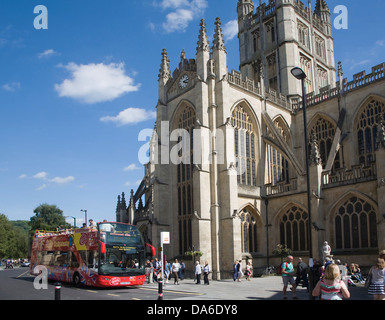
[21,261,30,267]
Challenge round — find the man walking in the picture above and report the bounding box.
[295,258,309,292]
[281,255,298,299]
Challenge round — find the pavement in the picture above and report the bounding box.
[142,275,371,300]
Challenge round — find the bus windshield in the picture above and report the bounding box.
[98,222,145,276]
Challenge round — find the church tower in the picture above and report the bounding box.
[237,0,336,97]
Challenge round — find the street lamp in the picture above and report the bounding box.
[291,67,314,299]
[80,209,87,226]
[64,216,77,228]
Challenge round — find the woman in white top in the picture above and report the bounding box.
[367,258,385,300]
[203,261,210,285]
[171,259,181,285]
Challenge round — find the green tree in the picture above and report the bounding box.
[0,214,28,259]
[29,204,69,234]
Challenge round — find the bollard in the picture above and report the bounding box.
[157,278,163,300]
[54,282,61,300]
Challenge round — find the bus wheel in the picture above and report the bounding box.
[73,273,81,287]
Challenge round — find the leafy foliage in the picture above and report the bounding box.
[29,203,69,234]
[0,214,28,259]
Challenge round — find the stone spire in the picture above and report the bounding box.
[338,61,344,93]
[116,194,121,212]
[314,0,329,14]
[213,17,226,52]
[121,192,127,209]
[197,19,209,53]
[158,48,171,81]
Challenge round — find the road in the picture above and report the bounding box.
[0,267,202,300]
[0,266,371,301]
[0,266,372,319]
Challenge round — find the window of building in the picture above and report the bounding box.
[317,66,328,90]
[335,196,378,250]
[279,206,308,252]
[231,105,257,186]
[315,35,326,60]
[297,21,309,49]
[253,30,260,52]
[267,54,278,92]
[300,54,313,94]
[240,210,258,253]
[174,105,195,255]
[357,99,385,166]
[266,118,291,186]
[309,117,341,170]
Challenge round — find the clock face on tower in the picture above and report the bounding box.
[179,74,189,89]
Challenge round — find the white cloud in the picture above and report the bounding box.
[49,176,75,184]
[223,20,238,41]
[163,9,195,32]
[376,40,385,47]
[154,0,208,33]
[38,49,57,59]
[2,82,20,92]
[55,62,140,104]
[33,171,48,180]
[20,171,75,189]
[123,164,141,171]
[160,0,189,9]
[36,184,47,191]
[100,107,156,126]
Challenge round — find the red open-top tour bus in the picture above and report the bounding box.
[30,221,156,287]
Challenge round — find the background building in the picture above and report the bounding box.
[117,0,385,278]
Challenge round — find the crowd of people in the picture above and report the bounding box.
[279,250,385,300]
[143,250,385,300]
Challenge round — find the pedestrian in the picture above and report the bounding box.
[245,261,253,281]
[312,263,350,300]
[295,258,309,292]
[164,260,171,283]
[145,259,153,284]
[179,260,185,280]
[281,255,298,300]
[195,261,202,284]
[203,261,210,285]
[367,258,385,300]
[171,259,181,285]
[154,258,161,282]
[237,260,243,282]
[233,260,238,281]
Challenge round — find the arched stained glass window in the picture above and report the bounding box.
[279,206,308,252]
[310,117,341,169]
[266,118,290,186]
[356,99,385,165]
[231,105,257,186]
[240,210,259,253]
[335,196,378,250]
[175,105,195,255]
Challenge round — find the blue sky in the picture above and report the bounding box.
[0,0,384,226]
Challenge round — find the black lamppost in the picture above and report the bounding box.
[81,209,87,226]
[291,67,314,299]
[65,216,77,228]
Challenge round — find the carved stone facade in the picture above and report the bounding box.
[117,0,385,278]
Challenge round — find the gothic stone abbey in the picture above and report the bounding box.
[116,0,385,279]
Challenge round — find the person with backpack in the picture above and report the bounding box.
[281,255,298,300]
